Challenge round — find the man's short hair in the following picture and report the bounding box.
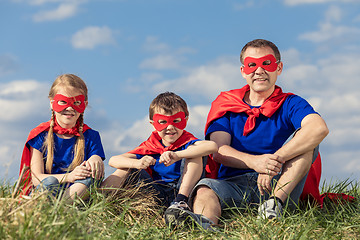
[240,39,281,64]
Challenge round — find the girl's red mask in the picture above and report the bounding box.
[52,94,86,113]
[243,54,279,74]
[152,111,187,131]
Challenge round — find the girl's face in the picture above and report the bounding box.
[50,87,87,129]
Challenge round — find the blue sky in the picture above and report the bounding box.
[1,0,360,186]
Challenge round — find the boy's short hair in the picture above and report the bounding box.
[149,92,189,120]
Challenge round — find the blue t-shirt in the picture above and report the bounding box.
[136,139,199,185]
[28,129,105,174]
[205,95,317,179]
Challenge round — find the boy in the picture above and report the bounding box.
[102,92,218,226]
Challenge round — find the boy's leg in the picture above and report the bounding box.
[176,157,203,199]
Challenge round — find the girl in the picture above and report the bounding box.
[19,74,105,201]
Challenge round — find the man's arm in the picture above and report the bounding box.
[210,131,284,176]
[274,113,329,161]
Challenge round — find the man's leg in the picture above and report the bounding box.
[273,150,313,205]
[192,186,221,224]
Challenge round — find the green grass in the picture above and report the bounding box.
[0,179,359,240]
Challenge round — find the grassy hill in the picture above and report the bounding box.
[0,179,359,239]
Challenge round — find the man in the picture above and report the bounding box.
[166,39,329,228]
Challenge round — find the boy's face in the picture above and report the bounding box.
[151,108,187,147]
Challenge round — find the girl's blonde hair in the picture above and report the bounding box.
[44,74,88,173]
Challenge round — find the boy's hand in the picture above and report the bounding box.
[136,156,156,169]
[159,151,181,166]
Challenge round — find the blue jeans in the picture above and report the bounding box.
[190,139,319,210]
[36,176,98,197]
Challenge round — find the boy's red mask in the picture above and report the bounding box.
[152,111,187,131]
[243,54,279,74]
[52,94,86,113]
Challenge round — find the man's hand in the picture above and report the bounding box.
[257,173,274,195]
[159,151,181,166]
[252,154,284,176]
[136,156,156,169]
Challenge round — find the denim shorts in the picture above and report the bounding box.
[189,139,319,211]
[36,176,100,197]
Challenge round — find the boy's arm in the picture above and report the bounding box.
[159,140,218,166]
[109,153,156,170]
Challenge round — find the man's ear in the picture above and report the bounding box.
[277,61,283,76]
[240,66,247,78]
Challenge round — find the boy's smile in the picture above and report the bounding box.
[151,108,187,147]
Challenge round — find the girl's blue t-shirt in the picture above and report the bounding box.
[28,129,105,174]
[136,139,199,184]
[205,95,317,179]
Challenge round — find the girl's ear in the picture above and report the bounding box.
[49,100,54,110]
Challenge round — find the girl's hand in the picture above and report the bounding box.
[136,156,156,170]
[67,162,92,183]
[85,156,105,180]
[159,151,180,166]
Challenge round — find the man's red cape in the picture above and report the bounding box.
[204,85,327,205]
[128,130,198,176]
[18,121,91,196]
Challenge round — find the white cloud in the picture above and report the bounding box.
[0,80,49,121]
[143,36,170,53]
[33,3,79,22]
[71,26,116,49]
[152,56,242,99]
[0,55,18,77]
[139,54,185,70]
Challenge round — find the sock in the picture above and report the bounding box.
[270,196,284,206]
[174,193,188,203]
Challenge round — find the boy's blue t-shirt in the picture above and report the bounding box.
[136,139,199,184]
[205,95,318,179]
[28,129,105,174]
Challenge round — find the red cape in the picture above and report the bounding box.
[18,121,91,196]
[204,85,325,205]
[128,130,198,176]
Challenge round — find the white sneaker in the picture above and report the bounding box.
[258,198,283,220]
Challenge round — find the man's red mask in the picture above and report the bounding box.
[52,94,86,113]
[243,54,279,74]
[152,111,187,131]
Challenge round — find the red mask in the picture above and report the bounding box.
[152,111,187,131]
[243,54,279,74]
[52,94,86,113]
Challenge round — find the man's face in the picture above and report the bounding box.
[240,46,283,95]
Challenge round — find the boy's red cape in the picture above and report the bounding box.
[18,121,90,196]
[128,130,198,176]
[204,85,354,206]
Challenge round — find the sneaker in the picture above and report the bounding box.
[164,201,215,230]
[258,198,283,220]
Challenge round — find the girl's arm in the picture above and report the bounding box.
[109,153,156,170]
[30,147,91,186]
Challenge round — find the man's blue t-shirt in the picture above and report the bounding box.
[205,95,317,179]
[136,139,199,185]
[28,129,105,174]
